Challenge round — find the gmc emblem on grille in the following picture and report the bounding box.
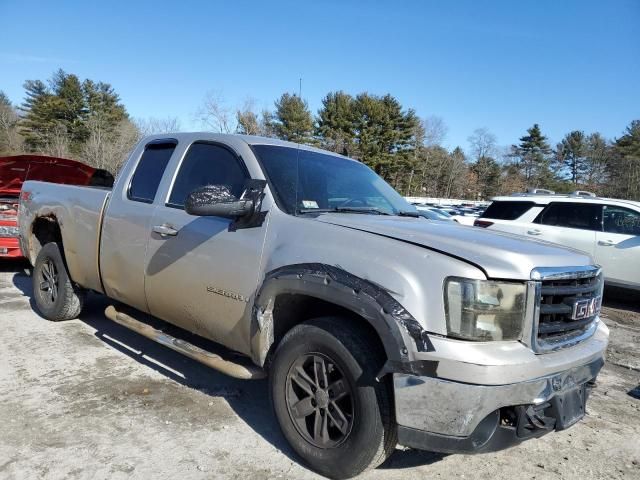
[571,296,602,320]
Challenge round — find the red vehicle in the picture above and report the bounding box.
[0,155,113,259]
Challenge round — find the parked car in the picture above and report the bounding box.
[19,134,608,479]
[475,191,640,290]
[0,155,113,259]
[438,207,476,225]
[415,206,458,222]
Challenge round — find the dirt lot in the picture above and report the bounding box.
[1,262,639,480]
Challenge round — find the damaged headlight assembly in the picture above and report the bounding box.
[444,277,527,341]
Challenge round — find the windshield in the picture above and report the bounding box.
[253,144,416,216]
[429,209,452,220]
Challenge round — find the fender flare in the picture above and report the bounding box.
[250,263,437,376]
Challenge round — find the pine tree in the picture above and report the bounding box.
[19,70,128,155]
[583,132,610,191]
[351,93,418,179]
[472,156,501,199]
[316,91,355,155]
[271,93,314,143]
[609,120,640,200]
[556,130,587,184]
[513,124,552,187]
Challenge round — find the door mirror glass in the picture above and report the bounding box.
[185,185,254,218]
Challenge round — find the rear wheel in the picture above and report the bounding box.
[270,317,396,479]
[33,242,84,321]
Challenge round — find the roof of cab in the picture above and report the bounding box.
[139,132,358,162]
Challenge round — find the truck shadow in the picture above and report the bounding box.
[0,259,31,273]
[7,267,447,473]
[76,296,447,471]
[603,286,640,312]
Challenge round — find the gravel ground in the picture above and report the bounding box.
[1,261,639,480]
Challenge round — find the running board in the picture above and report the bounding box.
[104,305,266,380]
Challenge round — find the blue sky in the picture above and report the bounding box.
[0,0,638,152]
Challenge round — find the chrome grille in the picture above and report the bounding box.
[530,266,603,353]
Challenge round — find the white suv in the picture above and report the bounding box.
[475,191,640,290]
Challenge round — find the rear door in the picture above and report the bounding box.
[144,141,267,354]
[528,202,600,256]
[595,205,640,287]
[100,140,177,312]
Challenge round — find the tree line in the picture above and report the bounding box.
[1,69,638,201]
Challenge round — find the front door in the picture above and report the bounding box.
[595,205,640,287]
[144,141,268,355]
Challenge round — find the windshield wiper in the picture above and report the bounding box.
[397,210,420,218]
[298,207,420,217]
[298,207,391,215]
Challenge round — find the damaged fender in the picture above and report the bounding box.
[250,263,438,377]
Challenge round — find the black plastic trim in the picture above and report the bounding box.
[251,263,437,369]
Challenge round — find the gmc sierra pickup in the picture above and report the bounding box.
[19,133,608,479]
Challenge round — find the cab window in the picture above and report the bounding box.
[167,142,248,208]
[128,141,176,203]
[603,206,640,236]
[534,202,602,231]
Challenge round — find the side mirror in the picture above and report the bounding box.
[185,185,254,218]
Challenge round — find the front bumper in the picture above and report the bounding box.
[394,356,603,454]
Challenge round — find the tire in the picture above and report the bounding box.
[32,242,84,321]
[270,317,396,479]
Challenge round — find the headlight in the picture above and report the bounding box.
[444,277,527,341]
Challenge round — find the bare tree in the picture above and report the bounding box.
[41,123,71,158]
[135,116,182,136]
[467,127,497,160]
[82,117,141,174]
[236,98,262,135]
[423,115,448,147]
[0,101,23,154]
[196,90,233,133]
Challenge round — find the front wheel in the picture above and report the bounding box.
[32,242,84,321]
[270,317,396,479]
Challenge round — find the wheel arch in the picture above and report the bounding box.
[250,263,435,374]
[29,214,64,263]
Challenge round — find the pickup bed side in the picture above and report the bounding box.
[19,182,110,293]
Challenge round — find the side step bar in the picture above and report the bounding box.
[104,305,266,380]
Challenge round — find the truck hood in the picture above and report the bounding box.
[0,155,98,196]
[314,214,593,280]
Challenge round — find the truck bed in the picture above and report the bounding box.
[19,181,110,293]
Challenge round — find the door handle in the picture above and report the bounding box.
[152,224,178,237]
[598,239,615,246]
[527,229,542,236]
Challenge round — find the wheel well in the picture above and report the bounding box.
[271,293,387,361]
[30,216,63,261]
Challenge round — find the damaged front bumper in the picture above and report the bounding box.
[394,356,604,454]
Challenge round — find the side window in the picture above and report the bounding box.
[167,142,248,208]
[603,206,640,235]
[534,202,602,231]
[128,142,176,203]
[481,201,535,220]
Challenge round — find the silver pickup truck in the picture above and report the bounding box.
[19,133,609,479]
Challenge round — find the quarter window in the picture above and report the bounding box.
[534,202,602,231]
[481,201,535,220]
[128,142,176,203]
[603,206,640,236]
[168,142,248,208]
